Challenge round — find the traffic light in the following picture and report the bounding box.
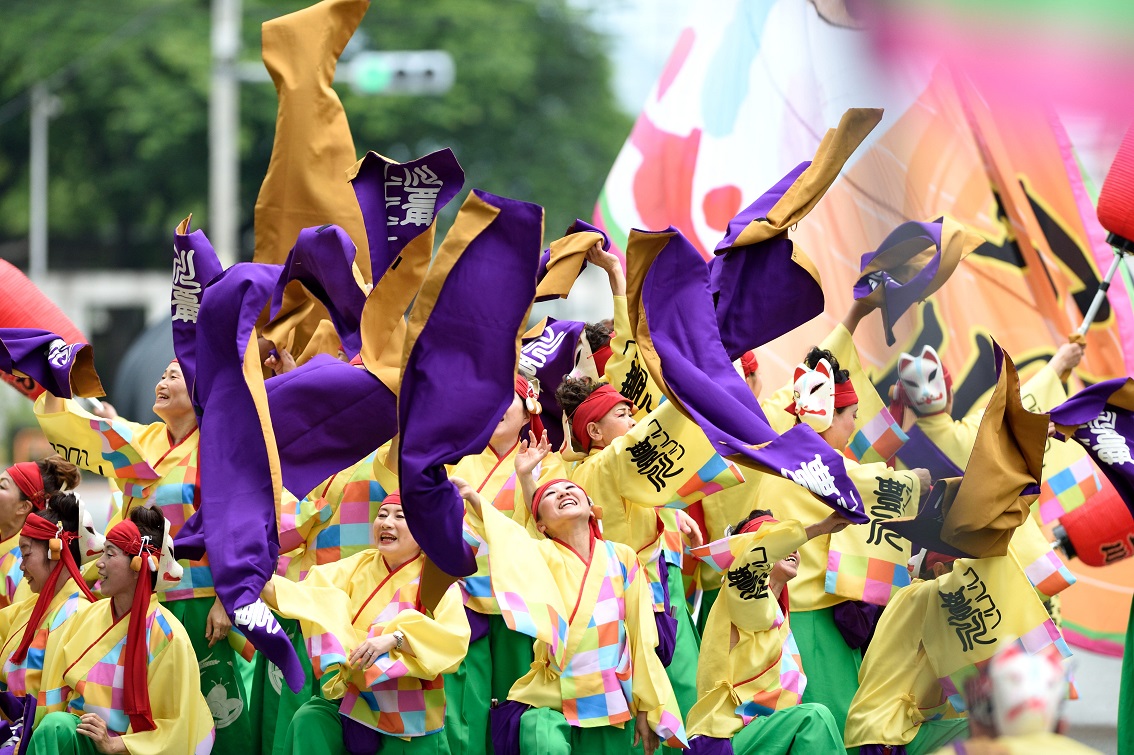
[349,51,455,96]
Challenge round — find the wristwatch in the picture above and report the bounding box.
[392,630,405,650]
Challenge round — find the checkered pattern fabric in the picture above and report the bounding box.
[825,551,912,606]
[1021,549,1077,599]
[2,591,86,701]
[673,454,745,505]
[735,604,807,723]
[0,543,22,607]
[89,419,160,480]
[1037,454,1101,524]
[847,409,909,465]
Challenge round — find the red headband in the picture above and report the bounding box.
[737,514,777,535]
[741,351,759,378]
[570,384,635,452]
[105,520,161,732]
[592,343,613,375]
[383,491,402,506]
[6,462,46,511]
[834,380,859,409]
[11,513,96,664]
[530,478,602,541]
[515,375,545,439]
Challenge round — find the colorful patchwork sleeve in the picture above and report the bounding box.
[621,546,688,749]
[335,582,471,696]
[463,500,569,668]
[33,396,159,481]
[264,574,359,681]
[118,613,217,755]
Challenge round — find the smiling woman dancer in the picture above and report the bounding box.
[28,505,215,755]
[35,361,252,750]
[456,432,687,755]
[266,492,470,755]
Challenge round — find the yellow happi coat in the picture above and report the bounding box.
[38,596,216,755]
[0,533,23,609]
[0,577,92,720]
[481,507,686,747]
[687,521,809,739]
[265,550,470,738]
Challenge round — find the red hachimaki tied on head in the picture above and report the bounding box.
[569,384,635,453]
[6,462,46,511]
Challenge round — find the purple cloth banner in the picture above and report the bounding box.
[519,317,587,449]
[687,736,735,755]
[265,353,397,498]
[637,228,867,522]
[709,163,825,358]
[172,221,224,412]
[0,328,98,399]
[399,190,543,578]
[1050,378,1134,516]
[534,219,610,302]
[893,424,965,479]
[350,148,464,281]
[269,224,367,358]
[174,262,304,692]
[853,220,945,347]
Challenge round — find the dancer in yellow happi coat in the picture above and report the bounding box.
[265,492,470,755]
[29,506,216,755]
[453,430,688,755]
[685,507,855,755]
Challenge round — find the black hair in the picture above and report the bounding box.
[129,506,166,589]
[23,455,82,502]
[38,492,82,565]
[584,321,614,354]
[555,376,604,419]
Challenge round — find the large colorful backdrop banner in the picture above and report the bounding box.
[594,0,1133,655]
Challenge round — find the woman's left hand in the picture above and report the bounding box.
[77,713,123,753]
[206,596,232,648]
[349,633,399,669]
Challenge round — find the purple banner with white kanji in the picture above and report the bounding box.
[519,318,587,449]
[0,328,101,399]
[350,148,464,281]
[172,219,224,413]
[1050,378,1134,516]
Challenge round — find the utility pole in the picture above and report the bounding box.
[209,0,241,268]
[28,83,60,283]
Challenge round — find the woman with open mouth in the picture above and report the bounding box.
[683,507,856,754]
[28,505,214,754]
[0,487,100,745]
[34,360,253,752]
[261,491,471,755]
[455,432,688,755]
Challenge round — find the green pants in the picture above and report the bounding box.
[443,634,492,755]
[696,588,720,637]
[906,719,969,755]
[518,706,633,755]
[250,616,315,755]
[27,713,103,755]
[730,703,845,754]
[1121,595,1134,755]
[282,696,451,755]
[791,606,861,753]
[490,614,535,703]
[166,595,256,755]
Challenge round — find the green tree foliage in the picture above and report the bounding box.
[0,0,632,270]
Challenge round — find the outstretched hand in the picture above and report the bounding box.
[515,430,552,478]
